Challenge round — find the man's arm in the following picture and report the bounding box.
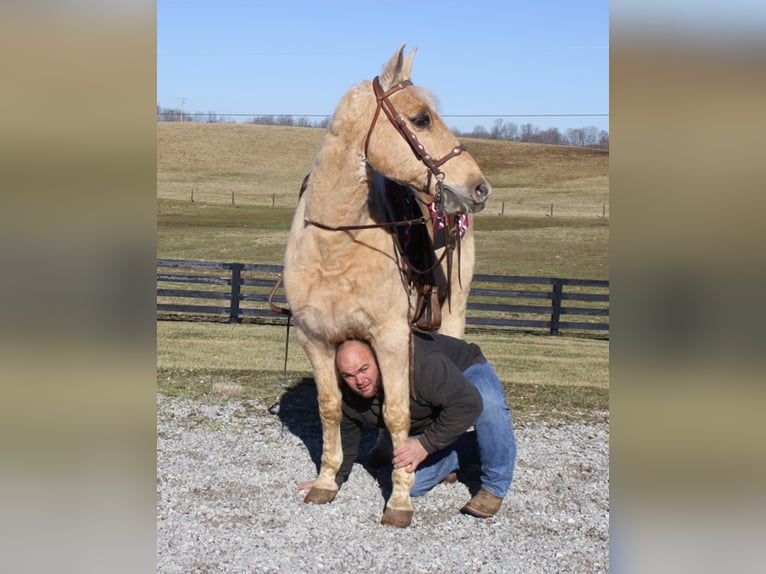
[416,356,483,453]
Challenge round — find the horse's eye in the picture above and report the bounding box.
[411,111,431,129]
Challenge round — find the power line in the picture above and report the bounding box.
[442,114,608,118]
[161,111,608,119]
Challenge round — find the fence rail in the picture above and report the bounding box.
[156,259,609,336]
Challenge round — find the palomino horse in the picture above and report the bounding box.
[282,44,490,527]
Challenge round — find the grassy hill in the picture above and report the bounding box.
[158,122,609,218]
[157,122,609,278]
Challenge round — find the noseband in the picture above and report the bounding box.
[363,76,464,203]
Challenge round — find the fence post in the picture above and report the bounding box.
[550,279,563,335]
[229,263,243,323]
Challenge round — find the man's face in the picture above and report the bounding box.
[336,341,381,399]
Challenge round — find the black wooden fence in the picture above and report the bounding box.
[157,259,609,336]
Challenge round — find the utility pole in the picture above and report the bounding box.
[178,97,187,122]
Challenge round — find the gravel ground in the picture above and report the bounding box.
[157,389,609,574]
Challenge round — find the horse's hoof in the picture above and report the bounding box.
[380,508,414,528]
[304,487,336,505]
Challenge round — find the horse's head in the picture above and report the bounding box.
[362,43,491,214]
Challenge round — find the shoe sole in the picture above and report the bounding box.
[459,505,495,519]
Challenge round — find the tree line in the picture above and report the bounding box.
[454,118,608,149]
[157,105,608,150]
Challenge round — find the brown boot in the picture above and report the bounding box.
[460,489,503,518]
[440,472,458,485]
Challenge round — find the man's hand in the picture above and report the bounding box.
[392,437,428,473]
[296,480,314,491]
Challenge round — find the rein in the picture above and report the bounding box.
[303,215,427,233]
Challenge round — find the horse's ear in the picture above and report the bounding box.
[379,43,416,89]
[401,46,416,80]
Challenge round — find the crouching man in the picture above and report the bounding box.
[298,331,516,518]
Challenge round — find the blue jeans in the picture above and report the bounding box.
[411,362,517,498]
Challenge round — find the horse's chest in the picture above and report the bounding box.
[309,273,404,309]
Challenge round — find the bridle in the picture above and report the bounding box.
[364,76,465,207]
[301,75,467,234]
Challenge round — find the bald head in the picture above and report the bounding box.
[336,340,381,399]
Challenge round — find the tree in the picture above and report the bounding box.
[470,125,490,139]
[598,130,609,149]
[154,104,608,148]
[566,127,586,147]
[519,123,537,142]
[537,127,564,145]
[501,121,519,141]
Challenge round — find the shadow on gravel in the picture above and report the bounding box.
[272,378,480,500]
[273,377,378,475]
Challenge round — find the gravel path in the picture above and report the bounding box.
[157,390,609,573]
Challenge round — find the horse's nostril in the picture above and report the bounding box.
[475,182,491,202]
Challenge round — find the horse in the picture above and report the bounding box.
[282,43,491,527]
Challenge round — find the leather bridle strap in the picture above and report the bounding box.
[364,76,465,181]
[303,214,427,233]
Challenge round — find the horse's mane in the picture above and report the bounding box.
[369,173,446,301]
[410,85,439,112]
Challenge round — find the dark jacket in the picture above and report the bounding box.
[336,332,485,486]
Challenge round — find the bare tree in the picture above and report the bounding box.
[490,118,504,140]
[520,123,537,142]
[155,104,607,147]
[537,127,564,145]
[566,127,586,147]
[470,125,490,139]
[501,121,519,141]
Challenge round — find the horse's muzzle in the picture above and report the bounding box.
[441,181,491,214]
[472,182,492,208]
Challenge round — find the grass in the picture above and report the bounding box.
[157,200,608,278]
[158,123,609,217]
[158,123,319,207]
[156,321,608,424]
[157,122,609,422]
[157,363,608,425]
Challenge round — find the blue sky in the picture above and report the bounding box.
[158,1,609,134]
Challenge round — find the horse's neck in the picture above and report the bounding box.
[304,85,379,227]
[305,129,372,228]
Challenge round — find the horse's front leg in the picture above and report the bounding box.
[302,343,342,504]
[375,335,415,527]
[381,395,415,527]
[435,223,474,339]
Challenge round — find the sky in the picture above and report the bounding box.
[157,0,609,134]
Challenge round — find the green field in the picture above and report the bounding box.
[157,122,609,422]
